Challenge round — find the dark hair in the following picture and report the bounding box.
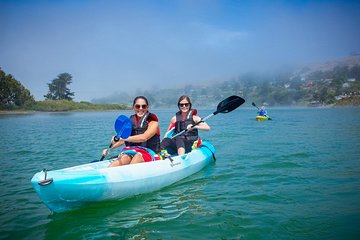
[133,96,149,106]
[177,95,192,109]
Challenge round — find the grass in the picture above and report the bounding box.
[1,100,131,112]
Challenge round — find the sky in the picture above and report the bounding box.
[1,0,360,102]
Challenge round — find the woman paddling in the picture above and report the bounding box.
[103,96,161,167]
[257,105,268,117]
[161,95,210,156]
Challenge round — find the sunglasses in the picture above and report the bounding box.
[178,103,190,107]
[134,104,148,109]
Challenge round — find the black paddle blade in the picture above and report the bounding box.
[252,102,259,109]
[215,95,245,114]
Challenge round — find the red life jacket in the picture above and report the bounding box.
[125,112,161,153]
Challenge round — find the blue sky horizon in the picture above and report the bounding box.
[1,0,360,102]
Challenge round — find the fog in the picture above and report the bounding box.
[1,0,359,101]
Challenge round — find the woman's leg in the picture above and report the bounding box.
[184,140,194,153]
[160,138,177,154]
[129,153,145,164]
[175,137,186,155]
[108,154,132,167]
[176,139,195,155]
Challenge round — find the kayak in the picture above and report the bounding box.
[256,115,271,121]
[31,140,216,213]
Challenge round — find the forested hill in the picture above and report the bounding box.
[2,55,359,111]
[92,55,360,107]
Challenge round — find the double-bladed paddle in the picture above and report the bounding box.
[99,115,132,161]
[251,102,260,110]
[171,95,245,139]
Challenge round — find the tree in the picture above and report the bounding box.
[44,73,75,100]
[0,68,35,110]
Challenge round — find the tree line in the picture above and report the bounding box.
[0,68,35,110]
[0,69,128,111]
[1,69,74,110]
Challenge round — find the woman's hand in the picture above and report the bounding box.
[102,148,108,157]
[110,136,126,148]
[111,136,122,144]
[193,116,210,131]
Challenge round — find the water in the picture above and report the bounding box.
[1,107,360,239]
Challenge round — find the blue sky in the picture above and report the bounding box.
[1,0,360,101]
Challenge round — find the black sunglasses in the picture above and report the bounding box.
[178,103,190,107]
[134,104,148,109]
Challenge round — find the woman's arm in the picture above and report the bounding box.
[110,138,125,150]
[163,116,176,138]
[190,115,210,131]
[102,138,125,156]
[124,120,159,143]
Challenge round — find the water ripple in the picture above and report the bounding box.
[1,109,360,239]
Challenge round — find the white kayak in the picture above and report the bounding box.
[31,140,216,213]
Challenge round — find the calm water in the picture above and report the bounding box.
[1,107,360,239]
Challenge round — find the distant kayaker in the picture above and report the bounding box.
[161,95,210,156]
[258,105,268,116]
[104,96,161,167]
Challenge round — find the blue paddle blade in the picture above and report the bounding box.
[114,115,132,139]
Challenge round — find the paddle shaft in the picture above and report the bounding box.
[100,136,120,161]
[252,102,260,110]
[98,115,133,162]
[171,95,244,139]
[171,113,214,139]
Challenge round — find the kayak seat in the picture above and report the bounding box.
[121,146,162,162]
[159,137,203,159]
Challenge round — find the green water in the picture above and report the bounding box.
[1,108,360,239]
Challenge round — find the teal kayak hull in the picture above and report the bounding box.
[31,140,215,213]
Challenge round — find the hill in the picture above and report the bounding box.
[296,54,360,77]
[92,55,360,107]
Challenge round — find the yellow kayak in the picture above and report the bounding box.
[256,115,271,121]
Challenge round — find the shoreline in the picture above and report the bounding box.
[0,109,128,115]
[1,104,359,115]
[0,110,36,115]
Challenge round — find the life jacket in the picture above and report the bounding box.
[258,109,267,116]
[174,109,198,141]
[125,112,161,153]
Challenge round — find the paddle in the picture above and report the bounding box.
[99,115,132,161]
[171,95,245,139]
[251,102,260,110]
[252,102,272,120]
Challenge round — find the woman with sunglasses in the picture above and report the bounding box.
[161,95,210,156]
[104,96,161,167]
